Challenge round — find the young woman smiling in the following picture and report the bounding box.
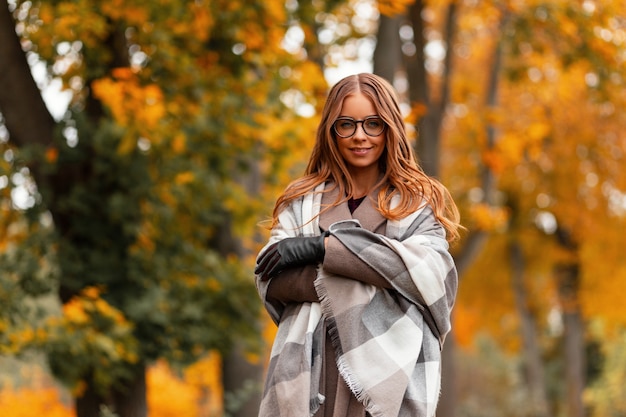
[255,73,462,417]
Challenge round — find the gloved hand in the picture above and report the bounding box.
[255,232,329,281]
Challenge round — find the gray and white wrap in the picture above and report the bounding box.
[256,183,458,417]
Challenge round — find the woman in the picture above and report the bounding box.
[255,73,461,417]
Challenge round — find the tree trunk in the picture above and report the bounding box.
[510,240,550,417]
[75,376,107,417]
[75,366,147,417]
[373,14,402,83]
[0,0,54,172]
[403,3,462,416]
[214,221,264,417]
[2,5,152,415]
[404,0,458,178]
[223,345,264,417]
[213,205,263,416]
[553,225,585,417]
[111,365,148,417]
[556,262,585,417]
[404,0,428,106]
[405,0,435,177]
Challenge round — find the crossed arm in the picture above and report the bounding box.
[264,234,393,305]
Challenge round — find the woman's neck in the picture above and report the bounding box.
[348,168,381,198]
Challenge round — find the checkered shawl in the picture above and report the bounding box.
[256,183,457,417]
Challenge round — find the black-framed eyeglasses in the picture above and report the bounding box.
[332,116,385,138]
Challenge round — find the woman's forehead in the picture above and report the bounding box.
[340,92,377,114]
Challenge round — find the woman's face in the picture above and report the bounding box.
[334,92,386,176]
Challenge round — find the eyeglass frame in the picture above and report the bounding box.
[332,116,386,138]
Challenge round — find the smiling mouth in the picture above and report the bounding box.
[351,147,372,153]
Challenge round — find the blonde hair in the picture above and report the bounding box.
[271,73,462,242]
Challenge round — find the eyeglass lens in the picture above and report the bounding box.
[333,117,384,138]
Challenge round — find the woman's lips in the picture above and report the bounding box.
[351,147,372,155]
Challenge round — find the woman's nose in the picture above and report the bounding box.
[353,123,367,138]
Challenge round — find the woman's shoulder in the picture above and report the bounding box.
[278,181,328,213]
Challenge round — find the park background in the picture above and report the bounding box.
[1,0,625,416]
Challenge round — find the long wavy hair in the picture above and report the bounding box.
[271,73,462,242]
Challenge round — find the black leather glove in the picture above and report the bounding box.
[255,232,329,281]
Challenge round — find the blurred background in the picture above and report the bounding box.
[1,0,625,416]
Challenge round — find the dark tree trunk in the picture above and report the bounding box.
[405,0,437,177]
[75,366,147,417]
[223,345,264,417]
[215,147,266,417]
[75,376,107,417]
[373,14,402,83]
[0,0,55,185]
[405,0,457,178]
[111,365,148,417]
[510,240,550,417]
[2,4,151,416]
[403,3,461,416]
[213,208,264,416]
[556,262,585,417]
[0,1,55,148]
[554,227,585,417]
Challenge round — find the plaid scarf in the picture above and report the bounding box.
[256,183,457,417]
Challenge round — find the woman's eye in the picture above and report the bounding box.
[365,119,382,128]
[339,121,355,129]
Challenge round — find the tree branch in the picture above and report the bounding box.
[438,1,458,116]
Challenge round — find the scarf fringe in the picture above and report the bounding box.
[315,269,385,417]
[309,393,325,417]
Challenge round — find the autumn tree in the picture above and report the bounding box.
[370,0,626,416]
[372,0,496,414]
[452,2,625,416]
[0,0,334,416]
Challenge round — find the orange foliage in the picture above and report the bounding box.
[147,361,201,417]
[481,149,506,174]
[51,2,109,48]
[377,0,413,17]
[183,355,223,417]
[100,0,149,26]
[0,355,224,417]
[147,356,223,417]
[174,172,195,185]
[91,72,166,154]
[41,287,140,393]
[452,303,481,348]
[0,386,73,417]
[468,203,509,232]
[580,220,626,331]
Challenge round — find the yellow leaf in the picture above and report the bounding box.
[174,171,195,185]
[171,133,186,154]
[527,122,550,141]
